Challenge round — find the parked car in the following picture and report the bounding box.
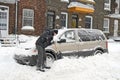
[113,37,120,42]
[14,28,108,67]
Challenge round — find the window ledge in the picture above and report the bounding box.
[21,26,35,31]
[104,8,111,11]
[61,0,69,3]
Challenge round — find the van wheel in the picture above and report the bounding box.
[94,50,103,55]
[45,53,55,67]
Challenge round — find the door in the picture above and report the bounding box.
[85,16,93,29]
[47,11,55,29]
[72,14,78,28]
[55,30,78,56]
[114,20,118,37]
[0,6,9,38]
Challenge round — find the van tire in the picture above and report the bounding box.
[94,50,103,55]
[45,53,55,67]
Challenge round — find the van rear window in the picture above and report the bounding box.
[78,30,105,41]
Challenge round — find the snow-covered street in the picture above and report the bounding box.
[0,37,120,80]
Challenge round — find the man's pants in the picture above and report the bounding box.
[36,45,46,69]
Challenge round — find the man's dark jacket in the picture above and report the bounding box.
[36,30,54,48]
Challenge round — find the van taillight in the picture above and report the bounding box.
[33,49,37,52]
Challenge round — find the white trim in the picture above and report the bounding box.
[85,16,93,29]
[115,0,119,14]
[61,12,68,28]
[104,0,111,11]
[103,18,109,33]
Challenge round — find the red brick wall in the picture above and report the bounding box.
[18,0,46,35]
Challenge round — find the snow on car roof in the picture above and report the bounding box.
[57,28,102,32]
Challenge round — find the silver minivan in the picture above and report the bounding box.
[14,28,108,66]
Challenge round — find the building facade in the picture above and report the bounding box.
[45,0,69,29]
[0,1,15,38]
[93,0,120,37]
[0,0,46,38]
[45,0,95,29]
[0,0,120,38]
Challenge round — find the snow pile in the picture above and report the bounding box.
[21,26,35,31]
[61,0,69,3]
[17,35,37,48]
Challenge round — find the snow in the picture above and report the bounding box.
[68,2,94,10]
[106,14,120,19]
[0,0,16,4]
[0,35,120,80]
[21,26,35,31]
[61,0,69,3]
[87,0,94,2]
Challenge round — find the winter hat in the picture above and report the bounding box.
[53,29,58,34]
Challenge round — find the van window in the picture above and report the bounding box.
[60,30,76,42]
[78,30,106,41]
[78,30,90,41]
[86,30,100,41]
[86,30,106,41]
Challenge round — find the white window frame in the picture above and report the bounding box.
[115,0,120,14]
[85,16,93,29]
[22,9,34,28]
[61,12,68,28]
[103,18,109,33]
[104,0,111,11]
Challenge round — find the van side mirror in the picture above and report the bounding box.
[57,39,66,43]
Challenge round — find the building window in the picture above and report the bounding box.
[61,12,68,28]
[104,0,111,10]
[103,18,109,33]
[61,0,69,3]
[0,12,7,30]
[47,11,55,29]
[22,9,34,27]
[85,16,93,29]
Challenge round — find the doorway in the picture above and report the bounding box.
[72,14,78,28]
[114,20,118,37]
[0,6,9,38]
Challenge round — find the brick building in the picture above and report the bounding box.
[0,0,46,38]
[45,0,95,29]
[0,0,120,38]
[45,0,69,29]
[93,0,120,37]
